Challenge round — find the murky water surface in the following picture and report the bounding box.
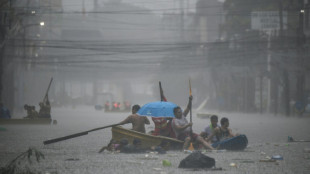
[1,107,310,173]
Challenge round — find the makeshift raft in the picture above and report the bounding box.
[211,134,248,150]
[0,118,57,125]
[112,126,184,150]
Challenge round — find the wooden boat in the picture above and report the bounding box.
[211,135,248,150]
[0,118,57,125]
[112,126,184,150]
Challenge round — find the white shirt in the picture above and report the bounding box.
[172,114,191,138]
[203,124,220,142]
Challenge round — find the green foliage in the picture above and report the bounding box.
[0,147,45,174]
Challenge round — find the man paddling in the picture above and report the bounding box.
[172,96,214,150]
[39,95,51,118]
[119,105,150,133]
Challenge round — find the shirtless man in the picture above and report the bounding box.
[119,105,150,133]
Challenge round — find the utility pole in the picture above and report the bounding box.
[0,0,6,100]
[295,0,306,116]
[266,30,272,113]
[260,73,263,114]
[179,0,184,41]
[279,0,290,116]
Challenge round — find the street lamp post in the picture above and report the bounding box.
[22,22,45,65]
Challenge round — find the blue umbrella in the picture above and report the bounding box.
[137,101,178,118]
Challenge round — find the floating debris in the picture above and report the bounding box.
[0,147,45,174]
[265,156,271,160]
[162,160,171,167]
[65,158,80,161]
[271,155,283,160]
[229,163,237,167]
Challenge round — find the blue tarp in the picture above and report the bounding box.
[212,134,248,150]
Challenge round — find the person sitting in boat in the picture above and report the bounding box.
[31,106,39,118]
[0,102,11,119]
[118,105,150,133]
[112,101,117,111]
[104,101,110,111]
[206,117,237,143]
[121,138,146,153]
[24,105,38,119]
[38,97,51,118]
[172,96,214,150]
[99,138,129,153]
[150,140,169,154]
[200,115,220,143]
[117,102,121,111]
[24,104,31,118]
[151,117,176,138]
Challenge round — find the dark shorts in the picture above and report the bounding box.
[177,132,198,141]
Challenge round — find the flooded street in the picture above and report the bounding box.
[2,0,310,173]
[1,106,310,174]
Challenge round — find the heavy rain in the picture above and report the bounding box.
[0,0,310,173]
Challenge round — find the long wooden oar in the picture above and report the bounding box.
[43,123,124,145]
[189,78,192,124]
[188,78,194,150]
[42,77,53,103]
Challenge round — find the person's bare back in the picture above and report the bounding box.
[119,105,150,133]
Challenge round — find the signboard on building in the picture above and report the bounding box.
[251,11,287,31]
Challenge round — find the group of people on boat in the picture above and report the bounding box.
[24,96,51,119]
[104,101,131,112]
[107,95,238,152]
